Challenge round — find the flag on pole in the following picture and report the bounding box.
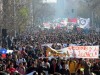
[77,18,90,29]
[0,48,7,58]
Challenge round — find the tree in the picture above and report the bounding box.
[29,0,55,32]
[2,0,29,36]
[1,0,55,35]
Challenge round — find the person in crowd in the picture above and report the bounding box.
[49,58,57,74]
[0,71,8,75]
[76,59,84,75]
[42,58,50,75]
[84,59,91,75]
[16,55,26,66]
[26,61,37,74]
[60,61,70,75]
[23,62,28,72]
[55,60,61,73]
[37,58,44,75]
[16,62,25,75]
[6,54,13,62]
[6,63,17,75]
[91,60,100,75]
[69,59,77,75]
[0,29,99,75]
[21,49,28,57]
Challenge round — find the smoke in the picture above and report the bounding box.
[54,0,78,18]
[55,0,66,18]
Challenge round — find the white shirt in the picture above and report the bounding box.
[16,58,26,65]
[42,61,50,75]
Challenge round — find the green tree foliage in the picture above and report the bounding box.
[1,0,55,34]
[19,6,28,18]
[1,0,30,35]
[28,0,55,32]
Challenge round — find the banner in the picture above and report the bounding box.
[46,47,69,57]
[68,18,77,23]
[43,22,51,29]
[61,46,99,58]
[60,18,68,26]
[77,18,90,29]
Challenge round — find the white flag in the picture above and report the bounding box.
[77,18,90,29]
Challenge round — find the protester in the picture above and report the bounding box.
[0,29,99,75]
[69,59,77,75]
[60,61,70,75]
[16,62,25,75]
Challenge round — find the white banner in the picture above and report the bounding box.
[77,18,90,29]
[43,23,51,29]
[61,46,99,58]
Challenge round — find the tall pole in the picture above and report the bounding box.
[92,11,94,28]
[31,0,33,33]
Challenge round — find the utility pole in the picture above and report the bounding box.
[92,11,94,27]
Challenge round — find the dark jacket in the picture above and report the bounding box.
[55,63,60,73]
[26,67,37,74]
[84,62,90,75]
[60,69,70,75]
[49,64,56,74]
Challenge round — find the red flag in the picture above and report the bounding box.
[2,54,6,58]
[68,18,77,23]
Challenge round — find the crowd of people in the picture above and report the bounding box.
[0,29,99,75]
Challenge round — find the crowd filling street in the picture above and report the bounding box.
[0,29,100,75]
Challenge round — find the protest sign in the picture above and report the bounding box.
[61,46,99,58]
